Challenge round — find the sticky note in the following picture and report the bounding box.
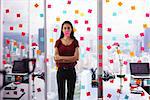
[21,45,25,49]
[63,10,67,14]
[99,62,102,67]
[117,89,121,93]
[99,54,102,59]
[125,34,129,38]
[6,9,9,13]
[107,93,112,98]
[86,92,91,96]
[109,59,114,63]
[13,41,17,46]
[88,9,92,13]
[19,24,23,28]
[112,12,117,16]
[107,45,111,50]
[3,60,7,64]
[40,37,44,42]
[44,58,49,62]
[86,47,90,51]
[137,60,142,63]
[128,20,132,24]
[99,35,102,40]
[75,10,79,14]
[112,37,116,41]
[130,52,135,57]
[10,26,14,30]
[125,42,129,46]
[87,27,91,31]
[74,20,78,24]
[141,92,145,96]
[73,28,77,32]
[131,6,136,10]
[40,14,44,17]
[98,24,102,28]
[107,28,111,32]
[81,85,85,89]
[124,95,129,99]
[6,39,10,44]
[140,32,144,37]
[80,37,84,41]
[34,3,39,8]
[140,47,144,51]
[148,42,150,48]
[7,54,11,58]
[53,28,57,32]
[143,24,148,29]
[123,61,128,65]
[110,80,114,83]
[13,47,16,51]
[49,38,54,43]
[85,20,88,24]
[56,17,60,22]
[47,4,51,8]
[99,44,103,49]
[106,0,110,3]
[16,13,20,18]
[124,77,128,81]
[118,2,123,6]
[67,0,71,4]
[21,32,26,36]
[146,13,149,17]
[117,50,121,54]
[36,50,41,55]
[80,12,84,16]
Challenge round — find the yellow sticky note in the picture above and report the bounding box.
[143,24,148,29]
[131,6,136,10]
[118,2,123,6]
[130,51,135,57]
[36,50,41,55]
[56,17,60,22]
[50,38,54,43]
[117,50,121,54]
[106,0,110,3]
[80,12,84,16]
[75,10,79,14]
[73,28,77,32]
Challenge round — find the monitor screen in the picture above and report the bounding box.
[130,63,149,75]
[12,61,28,73]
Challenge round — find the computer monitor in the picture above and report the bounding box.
[130,63,150,75]
[12,60,29,73]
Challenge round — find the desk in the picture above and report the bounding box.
[103,74,149,100]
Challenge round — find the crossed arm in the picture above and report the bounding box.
[54,47,79,63]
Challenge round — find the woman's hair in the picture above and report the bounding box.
[59,21,76,39]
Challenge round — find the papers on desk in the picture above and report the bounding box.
[131,75,150,79]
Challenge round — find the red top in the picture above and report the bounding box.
[54,39,79,68]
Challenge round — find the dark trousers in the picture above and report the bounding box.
[57,67,76,100]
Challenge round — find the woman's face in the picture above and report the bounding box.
[62,24,72,37]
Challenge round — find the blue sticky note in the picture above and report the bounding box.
[124,95,129,99]
[112,37,116,41]
[13,47,16,51]
[81,85,85,89]
[112,12,117,16]
[80,54,84,59]
[63,10,67,14]
[40,13,44,17]
[40,37,44,42]
[128,20,132,24]
[125,42,129,46]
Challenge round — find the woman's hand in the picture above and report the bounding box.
[54,55,62,61]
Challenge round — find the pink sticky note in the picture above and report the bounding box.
[21,45,25,49]
[107,28,111,32]
[21,32,26,36]
[86,47,90,51]
[137,60,142,63]
[6,39,10,44]
[99,35,102,40]
[67,0,71,4]
[88,9,92,13]
[109,59,114,63]
[6,9,9,13]
[17,13,21,18]
[107,93,112,98]
[99,55,102,59]
[98,24,102,28]
[110,80,114,83]
[124,77,128,81]
[54,28,57,32]
[74,20,78,24]
[48,4,52,8]
[107,45,111,50]
[86,92,91,96]
[99,62,102,67]
[146,13,149,17]
[141,92,145,96]
[140,33,144,37]
[19,24,23,28]
[123,61,128,65]
[44,58,49,62]
[117,89,121,93]
[85,20,88,24]
[80,37,84,40]
[87,27,91,31]
[141,47,144,51]
[125,34,129,38]
[10,26,14,30]
[3,60,7,64]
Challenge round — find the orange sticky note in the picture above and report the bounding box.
[130,51,135,57]
[106,0,110,3]
[131,6,136,10]
[117,49,121,54]
[36,50,41,55]
[34,3,39,8]
[143,24,148,29]
[73,28,77,32]
[49,38,54,43]
[56,17,60,22]
[75,10,79,14]
[118,2,123,6]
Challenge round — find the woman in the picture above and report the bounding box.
[54,21,79,100]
